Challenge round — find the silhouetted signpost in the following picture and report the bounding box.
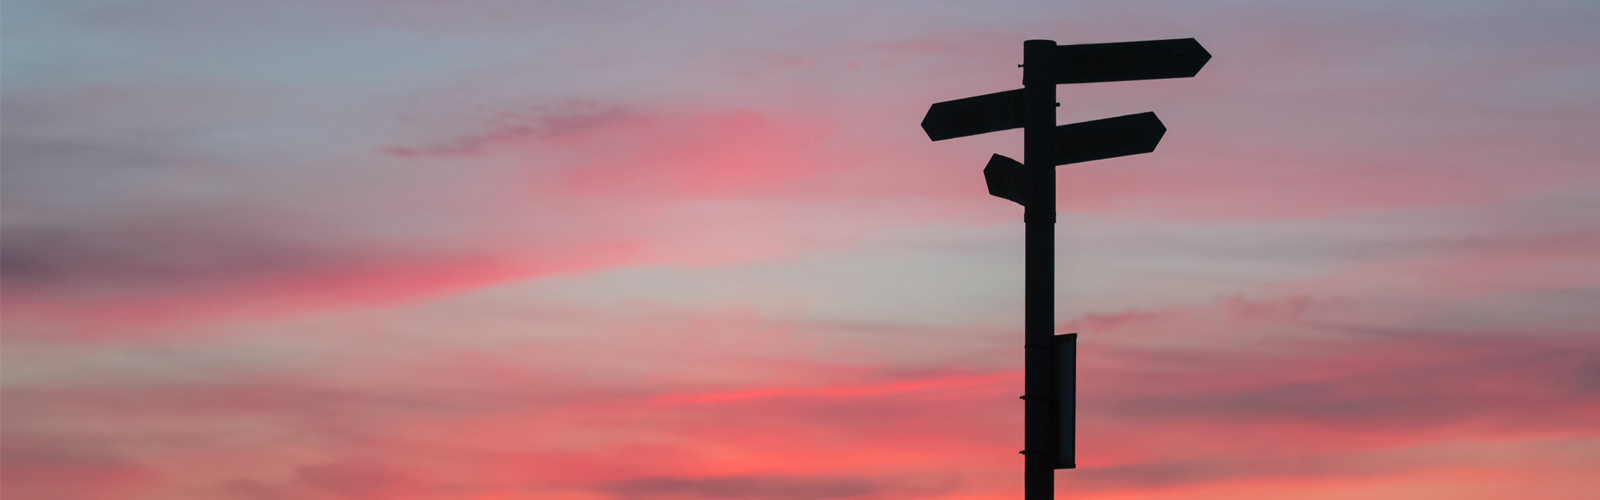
[920,38,1209,500]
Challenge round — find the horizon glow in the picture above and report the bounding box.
[3,1,1598,499]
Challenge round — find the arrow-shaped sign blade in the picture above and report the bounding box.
[983,154,1029,206]
[1054,112,1166,165]
[1053,38,1210,84]
[921,89,1026,141]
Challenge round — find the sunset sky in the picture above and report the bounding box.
[4,1,1598,499]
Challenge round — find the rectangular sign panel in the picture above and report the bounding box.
[921,89,1026,141]
[1053,38,1211,84]
[1053,112,1166,165]
[1055,333,1077,470]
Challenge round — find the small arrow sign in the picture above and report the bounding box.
[1053,112,1166,165]
[921,89,1025,141]
[984,154,1029,206]
[1052,38,1210,85]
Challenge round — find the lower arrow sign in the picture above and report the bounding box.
[982,113,1166,205]
[1054,112,1165,165]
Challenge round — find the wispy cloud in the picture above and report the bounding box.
[382,103,635,159]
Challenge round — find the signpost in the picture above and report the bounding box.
[920,38,1209,500]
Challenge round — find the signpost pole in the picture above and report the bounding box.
[919,35,1208,500]
[1021,38,1060,500]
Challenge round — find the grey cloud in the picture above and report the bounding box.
[2,221,358,293]
[4,225,233,285]
[0,212,504,316]
[383,104,634,159]
[1091,330,1600,431]
[296,462,416,499]
[1064,450,1421,492]
[0,435,152,498]
[600,473,958,500]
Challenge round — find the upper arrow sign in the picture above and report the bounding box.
[921,89,1025,141]
[1052,38,1210,84]
[1053,112,1165,165]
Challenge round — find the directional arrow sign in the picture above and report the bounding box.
[1052,38,1210,84]
[984,154,1029,206]
[921,89,1025,141]
[1053,112,1165,165]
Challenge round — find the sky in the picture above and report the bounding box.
[3,1,1598,499]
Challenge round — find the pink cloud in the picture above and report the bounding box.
[653,371,1017,405]
[7,296,1598,499]
[556,110,833,199]
[3,107,870,328]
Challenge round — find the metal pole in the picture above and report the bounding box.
[1021,38,1058,500]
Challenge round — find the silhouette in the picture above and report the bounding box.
[919,38,1210,500]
